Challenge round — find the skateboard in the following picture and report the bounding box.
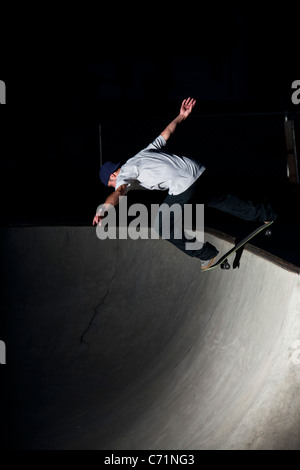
[203,220,274,272]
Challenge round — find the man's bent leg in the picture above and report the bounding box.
[154,190,219,261]
[206,193,277,223]
[193,168,277,223]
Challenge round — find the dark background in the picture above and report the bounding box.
[0,6,299,259]
[1,6,300,454]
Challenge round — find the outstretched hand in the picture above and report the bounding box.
[92,207,108,226]
[92,214,102,226]
[179,97,196,120]
[160,97,197,142]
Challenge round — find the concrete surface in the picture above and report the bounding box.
[1,226,300,450]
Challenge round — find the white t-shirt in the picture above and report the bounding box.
[115,135,205,196]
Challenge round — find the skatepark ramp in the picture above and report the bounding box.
[1,226,300,449]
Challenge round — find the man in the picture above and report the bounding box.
[93,98,277,269]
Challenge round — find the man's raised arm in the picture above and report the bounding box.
[161,97,196,142]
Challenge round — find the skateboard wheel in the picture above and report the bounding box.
[265,229,272,236]
[221,261,231,270]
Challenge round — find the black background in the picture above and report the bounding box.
[0,7,299,248]
[1,5,300,454]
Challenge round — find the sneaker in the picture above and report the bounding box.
[264,214,277,224]
[200,256,217,270]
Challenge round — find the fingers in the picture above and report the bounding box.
[93,215,103,226]
[186,97,196,107]
[182,97,196,108]
[92,215,100,226]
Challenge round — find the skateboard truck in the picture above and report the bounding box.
[220,259,231,270]
[229,225,272,270]
[203,221,275,272]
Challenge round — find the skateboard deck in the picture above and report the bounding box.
[203,220,274,272]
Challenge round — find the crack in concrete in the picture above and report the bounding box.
[80,289,110,345]
[80,241,119,345]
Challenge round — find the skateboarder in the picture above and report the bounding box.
[93,98,277,269]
